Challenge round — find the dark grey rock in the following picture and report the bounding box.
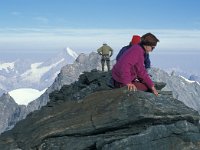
[0,71,200,150]
[154,81,166,90]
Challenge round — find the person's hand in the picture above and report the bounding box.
[151,86,158,96]
[126,83,137,91]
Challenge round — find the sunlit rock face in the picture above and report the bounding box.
[148,67,200,113]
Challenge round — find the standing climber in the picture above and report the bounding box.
[97,43,113,71]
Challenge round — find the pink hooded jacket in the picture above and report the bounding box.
[112,44,154,89]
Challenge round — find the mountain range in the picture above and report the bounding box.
[148,68,200,112]
[189,74,200,83]
[0,50,200,140]
[0,51,102,134]
[0,47,78,92]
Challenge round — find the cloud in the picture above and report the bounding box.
[0,28,200,54]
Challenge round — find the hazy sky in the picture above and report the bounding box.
[0,0,200,54]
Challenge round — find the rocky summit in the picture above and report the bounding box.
[0,70,200,150]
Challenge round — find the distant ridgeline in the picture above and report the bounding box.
[0,47,78,92]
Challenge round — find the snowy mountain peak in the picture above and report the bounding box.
[65,47,78,59]
[180,75,198,84]
[0,62,15,72]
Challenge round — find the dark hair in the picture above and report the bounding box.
[141,33,159,46]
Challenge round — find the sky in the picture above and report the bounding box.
[0,0,200,56]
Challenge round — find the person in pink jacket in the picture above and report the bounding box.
[112,33,159,96]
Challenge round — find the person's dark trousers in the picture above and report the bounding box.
[101,55,110,71]
[101,59,105,71]
[106,60,110,71]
